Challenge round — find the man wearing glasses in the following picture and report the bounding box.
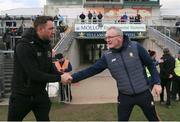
[64,26,162,121]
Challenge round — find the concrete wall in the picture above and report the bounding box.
[147,7,161,26]
[142,38,163,60]
[66,39,81,73]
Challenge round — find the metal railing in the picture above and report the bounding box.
[148,26,180,55]
[53,27,74,55]
[0,50,14,97]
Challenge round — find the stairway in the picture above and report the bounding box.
[0,53,13,97]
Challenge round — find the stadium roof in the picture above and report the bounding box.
[160,9,180,18]
[0,8,43,16]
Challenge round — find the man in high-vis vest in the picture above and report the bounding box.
[172,51,180,101]
[54,53,72,102]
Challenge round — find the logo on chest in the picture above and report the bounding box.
[37,52,42,57]
[111,58,116,62]
[48,51,52,58]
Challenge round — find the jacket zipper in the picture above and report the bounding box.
[120,53,136,94]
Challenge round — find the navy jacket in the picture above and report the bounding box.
[72,35,160,87]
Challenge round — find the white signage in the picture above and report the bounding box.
[75,24,146,32]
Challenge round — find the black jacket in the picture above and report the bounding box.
[12,28,61,95]
[159,54,175,80]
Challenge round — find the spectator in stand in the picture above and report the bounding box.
[97,11,103,24]
[58,14,64,25]
[129,16,135,23]
[175,19,180,36]
[54,15,59,26]
[79,12,86,23]
[88,11,93,23]
[135,13,142,23]
[2,27,11,50]
[159,48,175,108]
[92,11,97,24]
[122,12,128,22]
[171,51,180,101]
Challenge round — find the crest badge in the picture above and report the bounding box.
[48,51,51,57]
[129,52,133,57]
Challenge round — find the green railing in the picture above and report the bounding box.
[83,0,123,4]
[124,0,159,6]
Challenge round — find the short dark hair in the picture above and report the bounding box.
[55,53,63,59]
[148,50,156,57]
[163,48,170,54]
[34,16,54,30]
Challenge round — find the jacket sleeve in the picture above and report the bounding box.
[137,43,161,85]
[167,57,175,75]
[16,43,61,83]
[72,54,107,83]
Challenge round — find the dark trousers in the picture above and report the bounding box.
[172,75,180,100]
[118,90,160,121]
[160,78,172,105]
[59,83,72,102]
[176,28,180,36]
[8,91,51,121]
[0,79,4,99]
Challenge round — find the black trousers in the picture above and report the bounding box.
[172,75,180,99]
[59,83,72,102]
[117,90,160,121]
[160,78,172,105]
[0,79,4,98]
[8,91,51,121]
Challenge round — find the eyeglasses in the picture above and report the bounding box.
[104,35,121,41]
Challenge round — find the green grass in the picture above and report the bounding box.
[1,101,180,121]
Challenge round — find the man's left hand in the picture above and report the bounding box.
[152,84,162,97]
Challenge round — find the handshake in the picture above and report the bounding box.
[60,73,73,85]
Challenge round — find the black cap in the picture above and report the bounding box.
[163,48,170,54]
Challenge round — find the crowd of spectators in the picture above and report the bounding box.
[79,11,103,24]
[78,11,142,24]
[118,13,142,23]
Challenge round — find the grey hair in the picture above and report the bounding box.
[106,26,123,36]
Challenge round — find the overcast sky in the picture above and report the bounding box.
[0,0,179,11]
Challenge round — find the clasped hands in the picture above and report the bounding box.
[60,73,73,85]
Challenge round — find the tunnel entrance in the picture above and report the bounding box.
[76,38,106,65]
